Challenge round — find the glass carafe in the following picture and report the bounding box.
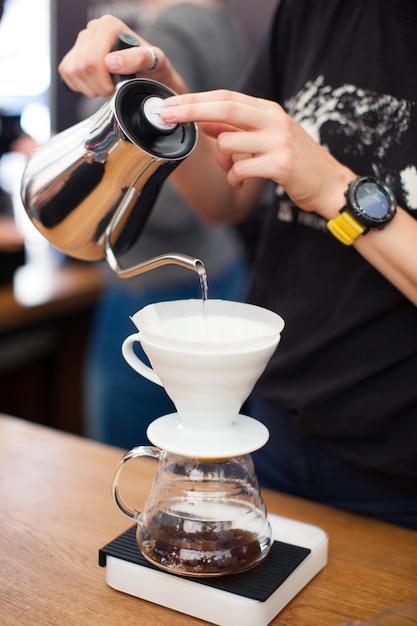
[112,446,272,577]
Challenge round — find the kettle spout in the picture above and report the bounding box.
[105,240,206,282]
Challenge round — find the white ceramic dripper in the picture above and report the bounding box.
[122,299,285,458]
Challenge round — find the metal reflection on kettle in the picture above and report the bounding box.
[20,75,199,278]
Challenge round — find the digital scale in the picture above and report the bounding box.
[99,513,328,626]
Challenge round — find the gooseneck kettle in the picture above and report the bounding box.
[20,35,200,278]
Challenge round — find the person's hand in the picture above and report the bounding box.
[58,14,187,99]
[0,216,24,252]
[10,134,38,157]
[161,89,354,220]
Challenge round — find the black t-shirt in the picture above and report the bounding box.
[244,0,417,482]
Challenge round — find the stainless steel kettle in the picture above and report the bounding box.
[20,77,201,278]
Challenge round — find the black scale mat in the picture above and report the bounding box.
[99,525,310,602]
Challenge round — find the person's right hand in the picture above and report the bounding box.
[58,14,187,99]
[161,89,354,220]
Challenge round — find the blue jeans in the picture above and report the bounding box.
[84,257,248,450]
[250,394,417,530]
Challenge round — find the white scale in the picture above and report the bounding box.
[99,513,328,626]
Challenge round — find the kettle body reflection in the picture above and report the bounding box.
[112,446,272,577]
[21,79,198,277]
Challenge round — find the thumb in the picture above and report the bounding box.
[105,46,158,76]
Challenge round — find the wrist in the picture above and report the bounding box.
[319,167,356,221]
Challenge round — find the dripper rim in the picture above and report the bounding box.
[130,298,285,354]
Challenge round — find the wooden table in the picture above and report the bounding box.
[1,414,416,626]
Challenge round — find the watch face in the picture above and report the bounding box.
[349,176,396,228]
[356,181,392,219]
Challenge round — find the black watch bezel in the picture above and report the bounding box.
[344,176,397,230]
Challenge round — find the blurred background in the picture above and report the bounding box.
[0,0,276,437]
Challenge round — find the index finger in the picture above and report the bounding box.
[160,90,265,131]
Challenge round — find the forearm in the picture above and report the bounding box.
[170,130,262,224]
[320,173,417,306]
[354,207,417,306]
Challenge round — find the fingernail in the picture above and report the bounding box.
[163,96,181,106]
[106,53,124,71]
[160,107,177,122]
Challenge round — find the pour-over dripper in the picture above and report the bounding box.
[115,298,285,577]
[122,299,285,458]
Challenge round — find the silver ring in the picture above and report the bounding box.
[148,48,159,71]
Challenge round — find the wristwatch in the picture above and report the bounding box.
[327,176,397,245]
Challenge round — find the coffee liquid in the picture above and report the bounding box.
[140,511,268,577]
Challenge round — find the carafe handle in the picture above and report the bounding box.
[122,333,163,386]
[112,445,161,520]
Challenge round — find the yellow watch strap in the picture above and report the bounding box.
[327,211,366,245]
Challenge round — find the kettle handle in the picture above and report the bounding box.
[111,33,140,86]
[112,445,161,520]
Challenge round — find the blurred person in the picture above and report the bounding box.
[0,0,38,278]
[59,0,417,529]
[0,0,20,256]
[0,113,40,276]
[60,0,250,448]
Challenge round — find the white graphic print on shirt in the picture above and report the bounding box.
[276,74,417,227]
